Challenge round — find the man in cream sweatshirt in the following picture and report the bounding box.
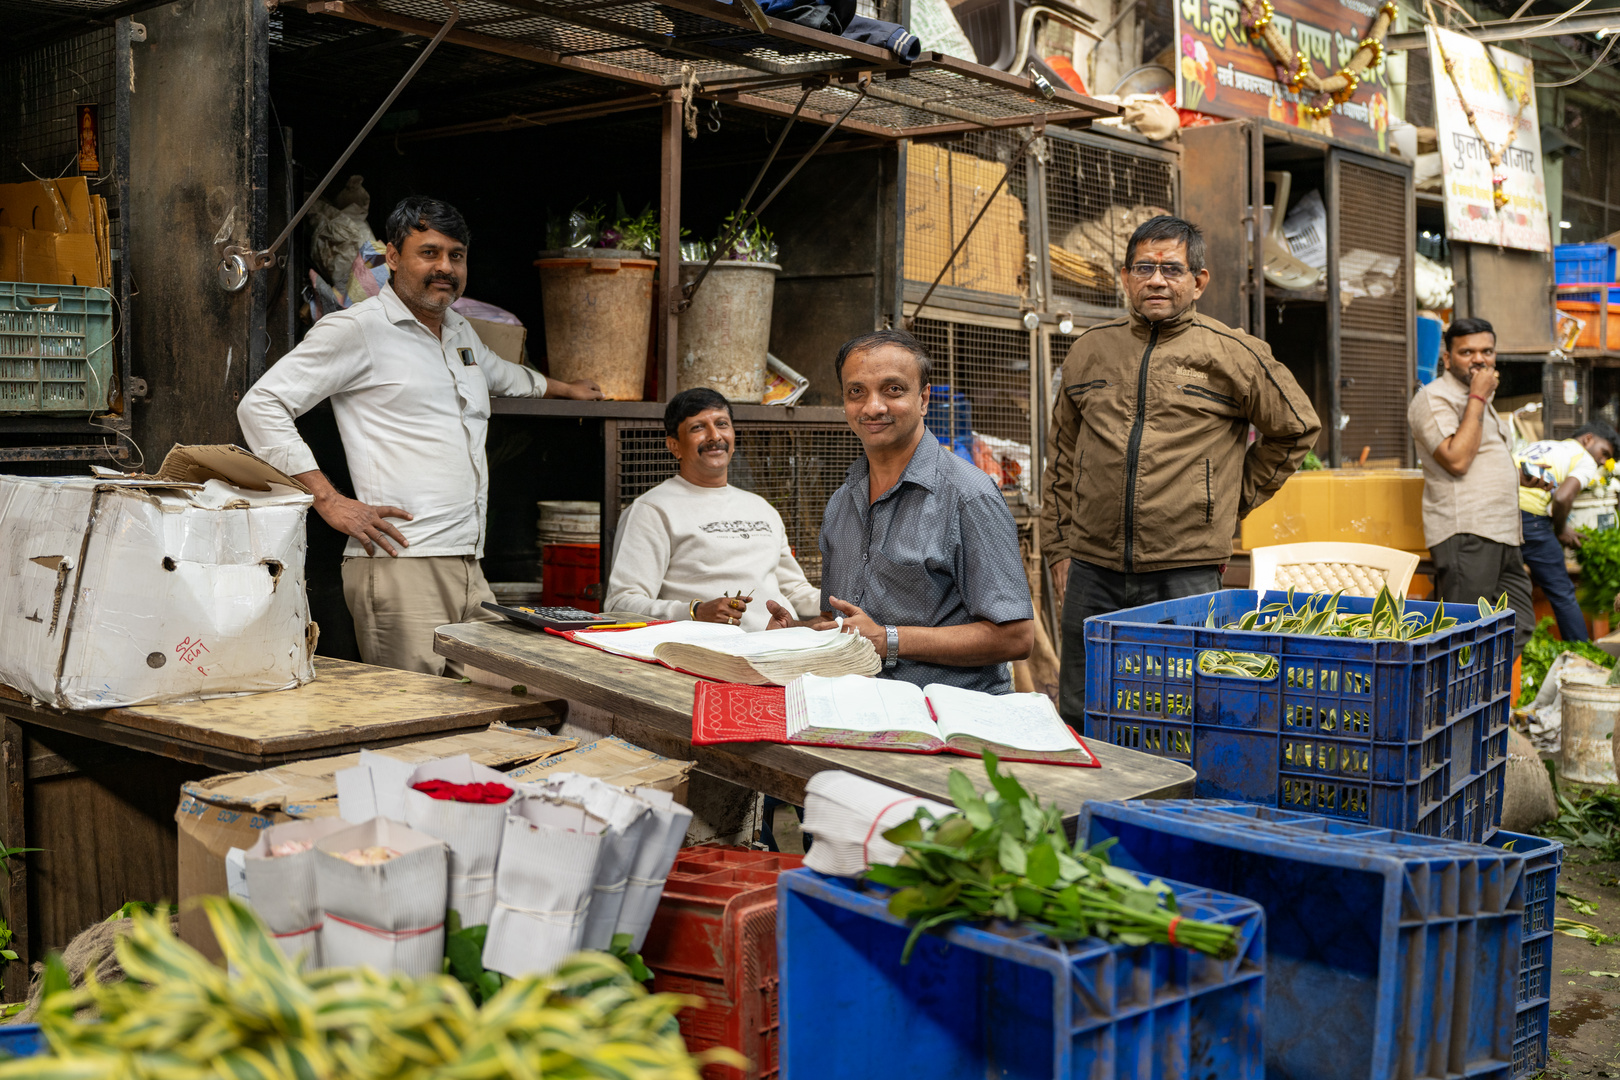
[604,387,823,631]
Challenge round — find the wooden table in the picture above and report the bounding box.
[0,657,554,994]
[435,621,1195,813]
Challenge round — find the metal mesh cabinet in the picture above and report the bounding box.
[605,420,864,586]
[1040,128,1180,318]
[909,311,1040,508]
[902,129,1035,311]
[1542,360,1588,439]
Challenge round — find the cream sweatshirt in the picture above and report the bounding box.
[604,475,824,632]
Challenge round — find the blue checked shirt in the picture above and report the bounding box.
[819,434,1034,694]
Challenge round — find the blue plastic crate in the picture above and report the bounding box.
[777,868,1265,1080]
[1085,590,1515,833]
[1486,830,1562,1079]
[0,282,115,414]
[1512,1003,1548,1080]
[0,1024,45,1059]
[1555,242,1617,284]
[1081,800,1524,1080]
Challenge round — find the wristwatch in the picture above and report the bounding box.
[884,625,899,670]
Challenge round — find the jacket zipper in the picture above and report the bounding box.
[1204,459,1212,524]
[1122,322,1161,572]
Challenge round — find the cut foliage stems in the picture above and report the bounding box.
[1543,785,1620,861]
[1575,525,1620,615]
[1195,586,1508,680]
[864,753,1239,964]
[0,895,740,1080]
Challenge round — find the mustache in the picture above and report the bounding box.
[423,273,460,286]
[697,439,729,453]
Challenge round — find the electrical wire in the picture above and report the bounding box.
[1536,29,1618,85]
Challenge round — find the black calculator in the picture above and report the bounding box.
[482,601,607,630]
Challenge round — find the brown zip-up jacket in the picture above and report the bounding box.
[1040,306,1320,574]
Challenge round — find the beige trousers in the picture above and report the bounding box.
[341,554,501,677]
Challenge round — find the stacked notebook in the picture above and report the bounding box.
[570,623,879,685]
[692,673,1099,768]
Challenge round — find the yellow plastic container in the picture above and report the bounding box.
[1240,469,1428,554]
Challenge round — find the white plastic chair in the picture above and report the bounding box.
[1249,542,1420,598]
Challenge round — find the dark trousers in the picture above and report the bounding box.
[1519,511,1587,642]
[1057,560,1222,730]
[1430,532,1537,654]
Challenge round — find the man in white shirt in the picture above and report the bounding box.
[238,197,602,675]
[605,387,823,631]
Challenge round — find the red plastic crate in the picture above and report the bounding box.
[642,845,803,1080]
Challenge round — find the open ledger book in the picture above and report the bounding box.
[570,623,879,685]
[690,674,1098,767]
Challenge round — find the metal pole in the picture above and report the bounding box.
[659,89,684,401]
[238,2,460,270]
[678,80,869,311]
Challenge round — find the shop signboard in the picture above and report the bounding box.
[1174,0,1395,151]
[1427,25,1549,252]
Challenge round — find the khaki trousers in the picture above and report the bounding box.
[342,554,501,676]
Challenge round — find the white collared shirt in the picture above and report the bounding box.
[237,283,546,558]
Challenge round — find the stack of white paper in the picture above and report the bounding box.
[314,818,448,977]
[653,626,881,685]
[242,818,352,967]
[800,771,953,877]
[402,755,515,927]
[483,794,607,977]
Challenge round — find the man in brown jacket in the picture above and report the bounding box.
[1041,215,1321,729]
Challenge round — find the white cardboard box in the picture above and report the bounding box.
[0,445,317,709]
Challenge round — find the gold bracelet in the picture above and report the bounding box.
[689,599,700,620]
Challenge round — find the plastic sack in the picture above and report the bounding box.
[309,180,379,287]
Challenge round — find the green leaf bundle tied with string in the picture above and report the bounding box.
[864,753,1238,964]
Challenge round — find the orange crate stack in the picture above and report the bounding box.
[640,845,805,1080]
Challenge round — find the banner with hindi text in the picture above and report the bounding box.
[1175,0,1395,151]
[1427,25,1549,252]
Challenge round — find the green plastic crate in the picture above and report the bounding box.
[0,282,115,413]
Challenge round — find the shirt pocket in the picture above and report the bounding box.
[454,363,492,422]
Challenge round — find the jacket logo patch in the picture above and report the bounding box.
[1173,365,1207,381]
[458,348,476,366]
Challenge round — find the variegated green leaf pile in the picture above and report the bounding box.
[1197,586,1510,680]
[0,896,740,1080]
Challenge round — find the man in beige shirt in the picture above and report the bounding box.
[1407,317,1534,652]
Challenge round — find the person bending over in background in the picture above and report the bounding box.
[1041,215,1320,730]
[1513,421,1618,642]
[604,387,823,631]
[1407,316,1535,654]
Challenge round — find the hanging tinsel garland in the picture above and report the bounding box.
[1238,0,1397,119]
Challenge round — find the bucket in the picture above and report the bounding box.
[675,260,780,402]
[536,251,656,400]
[1569,491,1618,534]
[489,581,544,606]
[540,543,600,613]
[537,500,600,545]
[1561,681,1620,784]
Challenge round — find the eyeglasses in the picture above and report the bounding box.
[1127,262,1192,281]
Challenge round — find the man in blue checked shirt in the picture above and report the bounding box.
[766,329,1034,694]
